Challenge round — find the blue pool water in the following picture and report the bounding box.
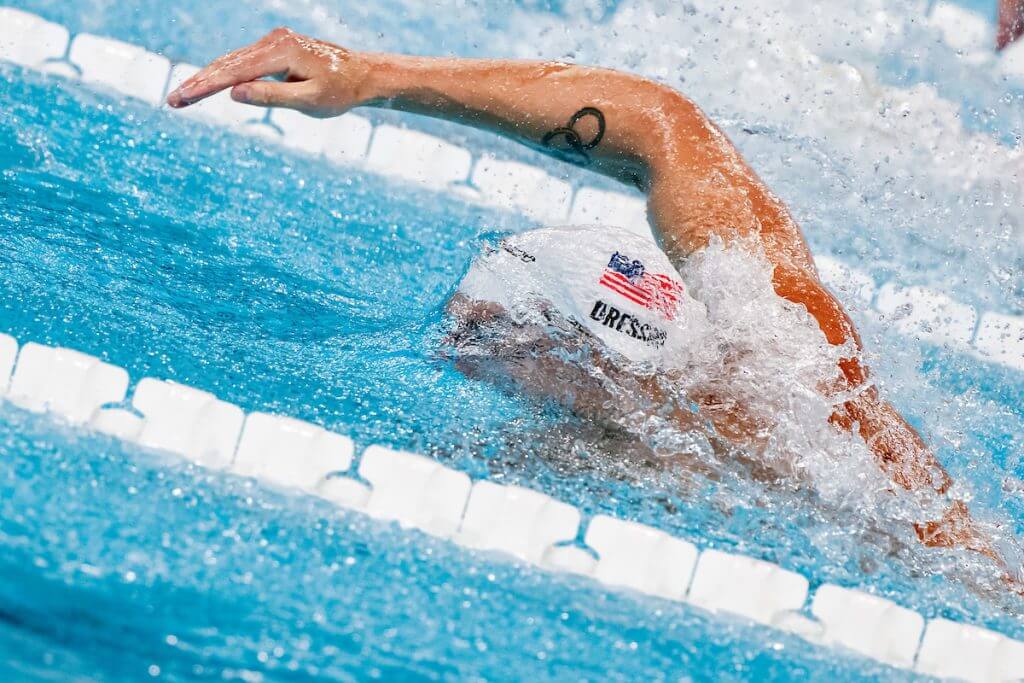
[1,0,1024,680]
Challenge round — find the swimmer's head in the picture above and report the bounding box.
[445,289,665,422]
[449,225,710,374]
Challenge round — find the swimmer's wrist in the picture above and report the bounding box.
[353,53,422,108]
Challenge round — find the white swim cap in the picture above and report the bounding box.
[455,225,709,368]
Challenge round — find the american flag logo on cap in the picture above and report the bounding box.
[599,252,684,320]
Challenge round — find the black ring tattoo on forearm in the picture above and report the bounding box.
[541,107,606,164]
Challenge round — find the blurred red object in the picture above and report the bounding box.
[997,0,1024,50]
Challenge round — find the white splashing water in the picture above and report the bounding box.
[448,227,977,567]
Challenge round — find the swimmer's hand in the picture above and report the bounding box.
[166,28,369,117]
[914,499,1024,595]
[915,500,997,559]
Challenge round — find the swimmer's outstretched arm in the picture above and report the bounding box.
[168,29,1008,573]
[166,28,721,196]
[168,31,821,278]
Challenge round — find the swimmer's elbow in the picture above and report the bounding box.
[546,63,712,159]
[609,76,719,167]
[625,78,704,137]
[553,66,720,182]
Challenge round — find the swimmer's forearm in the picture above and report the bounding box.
[354,53,698,186]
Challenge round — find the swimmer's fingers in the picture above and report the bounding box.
[167,29,301,108]
[230,79,321,112]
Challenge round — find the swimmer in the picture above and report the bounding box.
[167,29,1011,574]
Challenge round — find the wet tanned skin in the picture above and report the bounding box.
[998,0,1024,50]
[166,28,1007,570]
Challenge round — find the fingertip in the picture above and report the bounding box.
[229,84,251,104]
[167,85,199,108]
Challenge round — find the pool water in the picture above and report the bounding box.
[1,0,1023,680]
